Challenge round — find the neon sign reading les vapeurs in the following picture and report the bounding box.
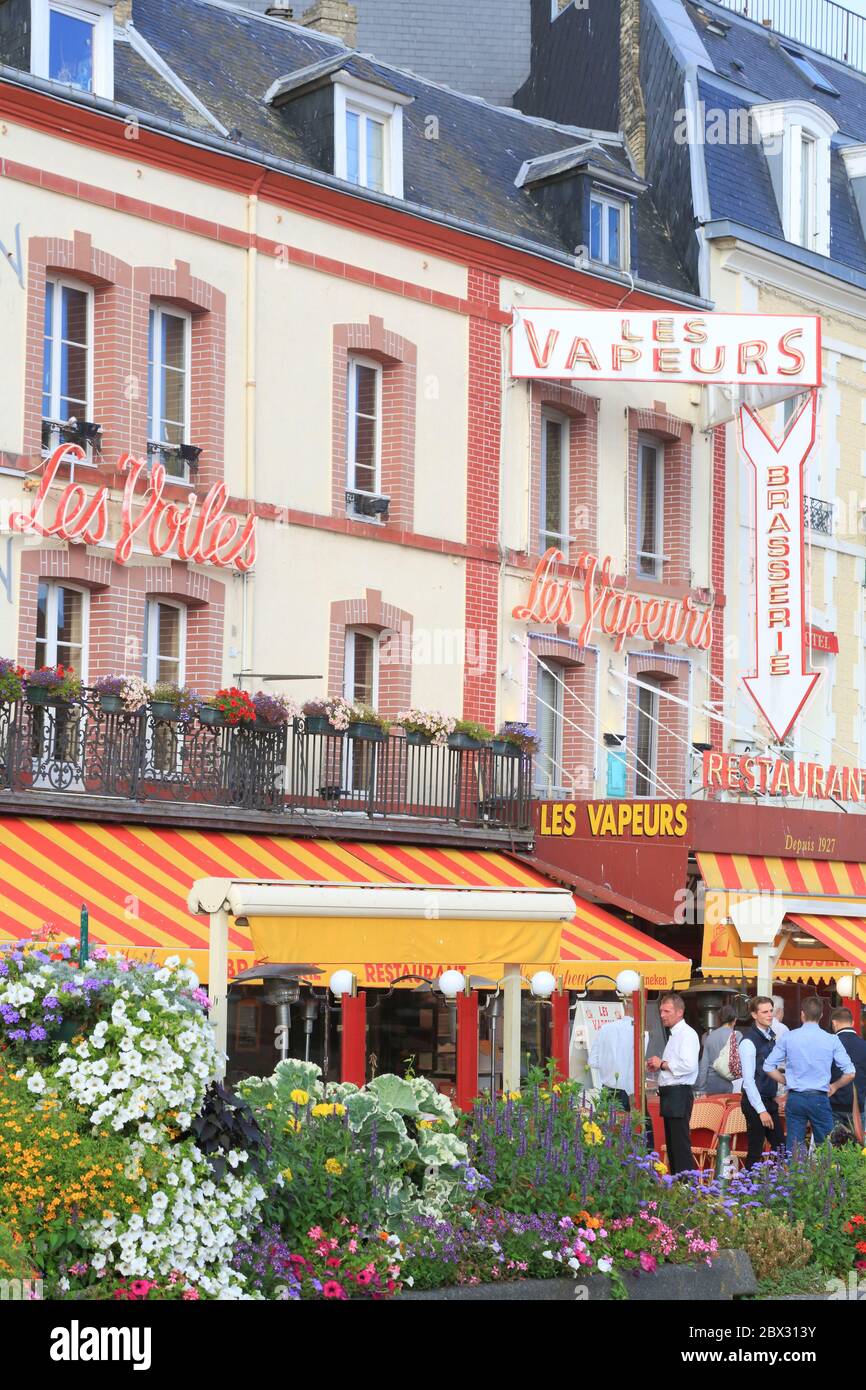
[10,445,257,572]
[513,548,714,652]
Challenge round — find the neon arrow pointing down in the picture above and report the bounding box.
[739,392,821,743]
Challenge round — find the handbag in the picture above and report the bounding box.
[712,1029,742,1082]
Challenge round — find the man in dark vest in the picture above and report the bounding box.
[829,1007,866,1134]
[738,995,785,1168]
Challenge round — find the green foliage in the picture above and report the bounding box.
[452,719,493,741]
[752,1265,833,1299]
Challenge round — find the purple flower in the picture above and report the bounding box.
[8,1029,27,1041]
[0,1005,21,1023]
[42,995,59,1010]
[28,1025,47,1041]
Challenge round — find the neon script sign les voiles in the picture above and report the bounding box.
[10,446,257,572]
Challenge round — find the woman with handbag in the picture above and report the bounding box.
[696,1005,742,1095]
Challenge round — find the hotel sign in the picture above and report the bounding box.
[9,445,257,572]
[511,310,822,385]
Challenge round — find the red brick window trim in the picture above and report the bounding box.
[530,381,598,563]
[332,316,417,533]
[328,589,413,716]
[22,236,225,492]
[626,653,690,798]
[628,404,692,589]
[17,548,224,692]
[528,636,597,798]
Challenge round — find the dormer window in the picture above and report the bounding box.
[590,190,629,269]
[751,101,837,257]
[332,76,410,199]
[31,0,114,99]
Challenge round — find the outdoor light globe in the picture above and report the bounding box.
[437,970,466,999]
[837,974,855,998]
[530,970,557,999]
[329,969,355,998]
[616,969,641,996]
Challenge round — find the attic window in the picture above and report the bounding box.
[590,190,629,270]
[782,46,840,97]
[31,0,114,98]
[751,101,837,256]
[333,76,408,199]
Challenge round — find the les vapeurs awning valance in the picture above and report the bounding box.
[0,817,559,980]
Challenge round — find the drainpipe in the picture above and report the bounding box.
[241,174,266,687]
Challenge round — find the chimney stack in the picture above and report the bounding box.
[113,0,133,25]
[619,0,646,176]
[298,0,358,47]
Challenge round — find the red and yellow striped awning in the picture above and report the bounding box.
[0,817,689,990]
[697,851,866,996]
[0,817,554,981]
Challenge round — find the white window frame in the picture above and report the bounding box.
[31,0,115,99]
[535,660,564,795]
[751,100,836,257]
[636,436,665,580]
[35,581,90,680]
[540,410,569,554]
[634,679,659,798]
[589,190,629,270]
[332,75,408,199]
[343,627,380,708]
[42,275,95,457]
[143,599,187,688]
[148,303,192,480]
[346,354,383,503]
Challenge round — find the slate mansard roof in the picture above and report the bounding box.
[0,0,698,299]
[680,0,866,279]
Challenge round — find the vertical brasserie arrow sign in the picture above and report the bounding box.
[739,392,820,742]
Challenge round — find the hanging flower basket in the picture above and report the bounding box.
[25,686,52,707]
[99,693,124,714]
[448,731,482,750]
[347,722,387,742]
[199,706,226,728]
[405,730,433,746]
[491,739,520,757]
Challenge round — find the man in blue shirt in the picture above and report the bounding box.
[829,1007,866,1134]
[763,996,855,1151]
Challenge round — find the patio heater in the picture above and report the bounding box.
[230,963,323,1065]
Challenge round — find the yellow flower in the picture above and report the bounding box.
[506,1090,521,1101]
[417,1120,434,1130]
[311,1103,334,1118]
[284,1117,300,1134]
[290,1089,310,1106]
[281,1167,293,1183]
[333,1103,346,1116]
[552,1084,562,1095]
[324,1158,344,1176]
[582,1122,603,1147]
[654,1161,668,1175]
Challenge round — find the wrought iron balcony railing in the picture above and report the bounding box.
[804,495,835,535]
[0,693,533,830]
[712,0,866,73]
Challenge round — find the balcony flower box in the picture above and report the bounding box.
[448,721,493,752]
[494,722,540,758]
[150,701,182,721]
[25,665,82,707]
[301,697,351,736]
[347,706,389,743]
[252,692,296,731]
[397,708,455,747]
[0,658,25,704]
[149,683,200,724]
[199,705,226,729]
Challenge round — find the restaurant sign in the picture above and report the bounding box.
[512,549,713,652]
[9,445,257,572]
[511,310,821,385]
[702,751,866,804]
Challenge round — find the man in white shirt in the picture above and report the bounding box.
[589,1010,635,1110]
[647,992,700,1174]
[772,997,790,1041]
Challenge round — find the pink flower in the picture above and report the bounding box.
[182,1289,200,1300]
[347,1239,358,1253]
[639,1252,658,1274]
[308,1226,324,1240]
[323,1281,347,1300]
